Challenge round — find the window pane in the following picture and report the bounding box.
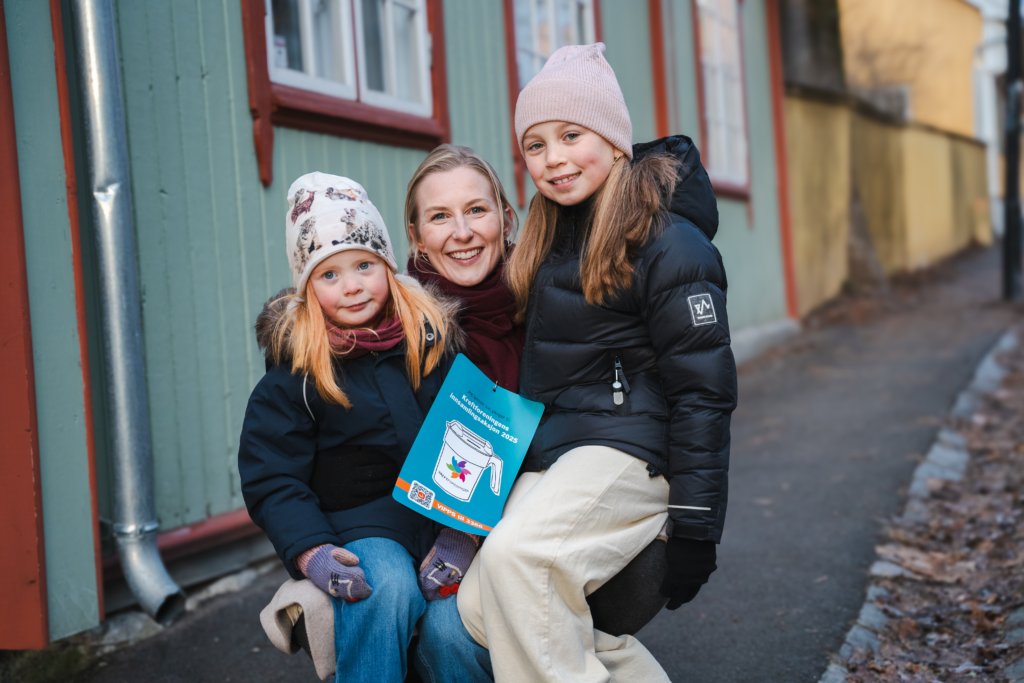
[362,0,385,92]
[536,0,552,57]
[555,0,574,48]
[272,0,303,71]
[392,3,418,101]
[312,0,336,81]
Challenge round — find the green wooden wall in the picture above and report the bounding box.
[662,0,790,329]
[89,0,520,532]
[84,0,789,535]
[5,0,100,641]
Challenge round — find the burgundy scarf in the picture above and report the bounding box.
[328,316,405,359]
[407,252,525,392]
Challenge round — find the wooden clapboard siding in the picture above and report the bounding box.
[444,0,519,220]
[4,0,100,640]
[97,0,518,533]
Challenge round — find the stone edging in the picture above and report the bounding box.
[817,329,1019,683]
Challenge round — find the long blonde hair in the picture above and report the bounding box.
[405,144,518,260]
[267,267,458,407]
[506,153,679,318]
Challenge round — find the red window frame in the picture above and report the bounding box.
[690,0,753,203]
[501,0,603,208]
[239,0,452,187]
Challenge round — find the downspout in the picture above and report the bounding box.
[68,0,185,624]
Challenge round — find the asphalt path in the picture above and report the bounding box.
[639,246,1015,682]
[67,247,1015,683]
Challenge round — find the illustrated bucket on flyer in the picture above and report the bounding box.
[393,354,543,535]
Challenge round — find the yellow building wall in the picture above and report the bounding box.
[851,113,906,274]
[785,96,852,316]
[901,127,957,269]
[838,0,982,138]
[850,112,990,275]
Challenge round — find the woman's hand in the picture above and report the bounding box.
[418,529,481,600]
[296,544,372,602]
[660,537,717,609]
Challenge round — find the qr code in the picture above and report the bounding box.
[408,481,435,510]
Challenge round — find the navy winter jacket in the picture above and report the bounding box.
[519,136,738,544]
[238,297,451,580]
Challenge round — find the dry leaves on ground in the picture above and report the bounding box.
[839,329,1024,683]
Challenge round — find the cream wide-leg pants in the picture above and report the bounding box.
[457,445,671,683]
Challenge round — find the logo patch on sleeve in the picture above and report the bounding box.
[687,293,717,327]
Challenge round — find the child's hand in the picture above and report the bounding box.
[296,544,372,602]
[418,529,480,601]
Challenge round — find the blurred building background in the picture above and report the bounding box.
[0,0,1004,651]
[781,0,1002,315]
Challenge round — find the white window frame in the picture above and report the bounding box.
[514,0,596,90]
[353,0,434,118]
[695,0,749,188]
[265,0,434,118]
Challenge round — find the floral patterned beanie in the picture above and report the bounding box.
[285,172,398,293]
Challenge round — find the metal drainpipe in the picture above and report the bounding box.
[69,0,186,624]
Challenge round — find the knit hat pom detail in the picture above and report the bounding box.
[515,42,633,159]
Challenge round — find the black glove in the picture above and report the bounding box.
[659,536,717,610]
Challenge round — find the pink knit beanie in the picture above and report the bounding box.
[515,43,633,159]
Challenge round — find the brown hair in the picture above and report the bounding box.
[405,144,518,260]
[505,153,679,317]
[266,266,458,407]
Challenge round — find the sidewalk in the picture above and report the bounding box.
[47,245,1016,683]
[640,245,1016,682]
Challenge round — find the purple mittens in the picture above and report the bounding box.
[295,544,373,602]
[418,529,480,601]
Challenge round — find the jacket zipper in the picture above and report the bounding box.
[612,356,631,405]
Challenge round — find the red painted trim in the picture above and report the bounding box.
[239,0,450,188]
[270,84,446,150]
[593,0,603,43]
[0,0,50,650]
[425,0,451,144]
[648,0,670,138]
[710,179,751,201]
[764,0,799,319]
[240,0,275,186]
[103,508,262,581]
[49,0,104,621]
[502,0,526,208]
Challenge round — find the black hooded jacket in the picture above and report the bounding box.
[519,136,737,544]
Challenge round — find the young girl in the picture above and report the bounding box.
[238,172,492,683]
[457,44,738,682]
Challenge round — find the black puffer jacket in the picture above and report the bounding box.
[519,135,737,544]
[238,293,453,579]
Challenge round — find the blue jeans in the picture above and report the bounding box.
[415,595,493,683]
[332,538,492,683]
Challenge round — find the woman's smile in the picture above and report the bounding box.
[446,247,484,263]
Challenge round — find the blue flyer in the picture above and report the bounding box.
[393,354,544,535]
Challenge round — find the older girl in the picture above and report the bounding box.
[458,44,738,682]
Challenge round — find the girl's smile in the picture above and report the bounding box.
[522,122,618,206]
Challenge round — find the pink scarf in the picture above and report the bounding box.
[327,316,405,359]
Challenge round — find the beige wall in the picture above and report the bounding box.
[850,112,990,274]
[785,96,851,316]
[838,0,982,138]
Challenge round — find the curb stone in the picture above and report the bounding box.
[816,329,1018,683]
